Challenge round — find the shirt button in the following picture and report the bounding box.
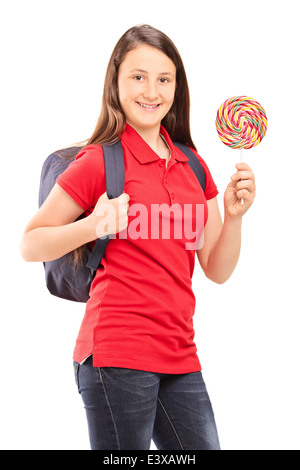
[171,193,175,200]
[158,160,164,167]
[165,178,169,184]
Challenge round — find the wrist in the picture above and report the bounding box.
[224,211,243,227]
[81,214,99,242]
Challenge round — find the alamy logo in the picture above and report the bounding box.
[96,202,205,250]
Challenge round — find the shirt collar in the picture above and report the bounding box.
[121,123,189,164]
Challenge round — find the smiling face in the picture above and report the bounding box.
[118,45,177,136]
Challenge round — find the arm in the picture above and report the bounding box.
[197,163,255,284]
[20,183,130,262]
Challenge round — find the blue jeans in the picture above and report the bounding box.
[73,356,220,450]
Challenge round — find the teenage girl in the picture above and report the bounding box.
[20,25,256,450]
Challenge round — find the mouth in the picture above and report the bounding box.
[137,102,162,111]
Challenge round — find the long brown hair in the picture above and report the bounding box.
[62,24,196,267]
[85,24,196,149]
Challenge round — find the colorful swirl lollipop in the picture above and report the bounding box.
[216,96,268,204]
[215,96,268,149]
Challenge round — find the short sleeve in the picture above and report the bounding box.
[192,150,219,200]
[56,145,105,212]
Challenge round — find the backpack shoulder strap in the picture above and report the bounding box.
[173,142,206,192]
[102,140,125,199]
[86,140,125,271]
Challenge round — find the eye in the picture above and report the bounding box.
[159,78,169,84]
[133,75,144,81]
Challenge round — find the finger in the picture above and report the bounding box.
[99,191,108,200]
[236,188,250,201]
[227,179,237,189]
[235,163,252,171]
[119,192,130,203]
[231,170,255,183]
[235,179,256,193]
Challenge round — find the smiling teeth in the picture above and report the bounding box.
[139,103,159,108]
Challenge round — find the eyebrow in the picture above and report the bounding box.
[129,68,175,77]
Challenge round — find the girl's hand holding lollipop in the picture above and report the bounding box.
[215,96,268,217]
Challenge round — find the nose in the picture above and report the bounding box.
[143,79,159,101]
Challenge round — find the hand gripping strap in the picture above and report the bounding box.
[86,141,125,271]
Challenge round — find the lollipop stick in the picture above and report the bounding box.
[239,148,245,206]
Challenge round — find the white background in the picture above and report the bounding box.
[1,0,299,450]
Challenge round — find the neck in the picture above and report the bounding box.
[127,122,170,162]
[127,122,161,149]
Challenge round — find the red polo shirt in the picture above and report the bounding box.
[57,124,218,373]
